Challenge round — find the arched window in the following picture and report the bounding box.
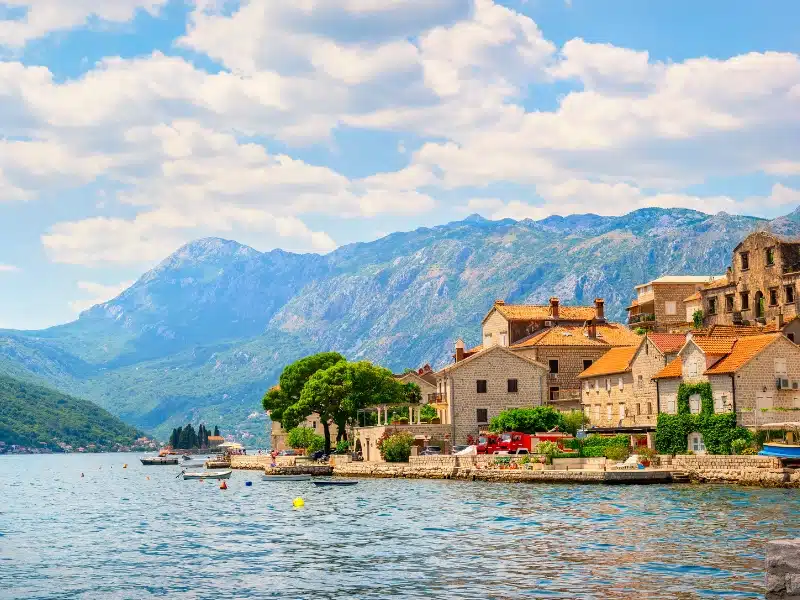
[754,291,765,318]
[688,432,706,454]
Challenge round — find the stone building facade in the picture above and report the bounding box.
[510,323,642,411]
[435,344,548,444]
[270,414,339,453]
[626,276,719,331]
[653,334,800,433]
[698,231,800,328]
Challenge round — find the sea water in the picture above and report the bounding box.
[2,453,799,599]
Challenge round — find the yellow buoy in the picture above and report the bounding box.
[293,497,304,508]
[123,464,127,469]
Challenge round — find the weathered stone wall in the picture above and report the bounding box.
[353,424,452,463]
[653,283,707,330]
[582,372,635,427]
[670,455,799,487]
[263,465,333,476]
[656,377,681,414]
[735,335,800,416]
[766,539,800,599]
[628,336,669,423]
[482,309,510,347]
[447,348,547,443]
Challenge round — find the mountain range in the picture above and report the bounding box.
[2,206,799,443]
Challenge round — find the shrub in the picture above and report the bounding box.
[581,434,630,457]
[740,447,759,455]
[636,446,657,461]
[287,427,324,451]
[561,410,589,436]
[489,406,564,434]
[536,440,561,464]
[604,446,630,462]
[335,440,350,454]
[378,432,414,462]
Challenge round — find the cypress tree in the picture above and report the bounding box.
[213,425,220,437]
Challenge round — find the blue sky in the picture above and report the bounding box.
[0,0,799,329]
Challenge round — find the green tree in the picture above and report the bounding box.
[561,410,589,436]
[286,427,325,452]
[692,309,704,329]
[378,432,414,462]
[213,425,220,437]
[420,404,437,423]
[489,406,564,434]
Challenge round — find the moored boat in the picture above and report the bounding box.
[312,480,358,486]
[759,443,800,459]
[141,456,179,465]
[182,469,232,480]
[262,474,312,481]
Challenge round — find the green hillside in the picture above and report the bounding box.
[0,374,144,451]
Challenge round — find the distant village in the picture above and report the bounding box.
[0,437,160,455]
[272,230,800,459]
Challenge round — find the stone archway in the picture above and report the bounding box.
[754,291,765,319]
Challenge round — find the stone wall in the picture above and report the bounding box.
[353,424,452,462]
[482,309,510,346]
[653,283,707,330]
[628,336,669,423]
[735,335,800,415]
[582,372,634,427]
[670,455,799,487]
[766,539,800,599]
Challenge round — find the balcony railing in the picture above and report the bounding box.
[548,390,581,403]
[628,313,655,325]
[427,393,446,404]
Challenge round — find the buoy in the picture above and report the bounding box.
[81,473,84,478]
[220,481,228,490]
[146,476,150,480]
[245,481,252,486]
[293,497,304,508]
[123,464,127,469]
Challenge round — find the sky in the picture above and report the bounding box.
[0,0,799,330]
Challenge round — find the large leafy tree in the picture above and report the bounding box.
[488,406,565,434]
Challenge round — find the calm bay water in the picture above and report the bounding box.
[2,454,799,599]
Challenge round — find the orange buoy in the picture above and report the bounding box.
[220,481,228,490]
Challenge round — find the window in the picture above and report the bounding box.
[636,403,641,415]
[770,288,779,306]
[786,285,796,305]
[665,301,677,316]
[647,402,653,415]
[689,432,706,454]
[476,380,487,394]
[500,332,508,347]
[606,404,612,421]
[740,292,750,311]
[794,397,800,410]
[584,380,590,392]
[725,295,734,313]
[507,379,518,393]
[757,392,774,411]
[740,251,749,271]
[549,359,559,374]
[583,359,593,370]
[476,409,488,424]
[637,375,644,388]
[549,387,560,401]
[618,377,624,390]
[714,394,727,413]
[689,393,701,414]
[766,247,775,266]
[594,405,600,420]
[619,404,626,419]
[775,358,788,377]
[594,380,599,391]
[483,333,492,347]
[606,378,611,392]
[707,297,717,315]
[789,333,796,343]
[666,396,676,414]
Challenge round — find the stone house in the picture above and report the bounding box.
[394,365,437,403]
[481,297,606,348]
[653,333,800,436]
[579,333,686,431]
[697,231,800,328]
[509,322,642,411]
[270,414,339,453]
[434,344,549,444]
[626,276,720,331]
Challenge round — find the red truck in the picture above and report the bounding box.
[476,431,574,454]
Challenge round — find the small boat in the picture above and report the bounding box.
[759,443,800,459]
[182,469,232,480]
[181,459,208,468]
[141,456,179,465]
[262,474,312,482]
[312,480,358,487]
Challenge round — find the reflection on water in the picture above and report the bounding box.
[3,454,798,599]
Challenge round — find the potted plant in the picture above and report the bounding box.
[636,446,657,467]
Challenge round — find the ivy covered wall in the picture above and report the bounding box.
[655,382,752,455]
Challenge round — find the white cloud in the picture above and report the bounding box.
[0,0,169,48]
[0,264,21,272]
[68,279,135,314]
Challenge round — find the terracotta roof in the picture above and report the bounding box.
[492,304,597,322]
[689,336,736,355]
[207,436,224,441]
[437,344,548,375]
[704,334,782,374]
[653,356,682,379]
[706,324,765,337]
[648,333,686,355]
[764,316,797,333]
[702,277,734,291]
[683,291,701,302]
[511,323,640,348]
[578,346,639,378]
[466,344,483,353]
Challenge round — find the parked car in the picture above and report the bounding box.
[310,450,328,460]
[420,446,441,456]
[452,445,470,454]
[278,449,297,456]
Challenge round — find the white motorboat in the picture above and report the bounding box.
[182,469,232,480]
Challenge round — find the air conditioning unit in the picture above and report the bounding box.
[545,320,554,327]
[792,380,800,391]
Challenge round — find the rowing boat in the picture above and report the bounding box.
[262,474,312,481]
[312,480,358,487]
[141,456,179,465]
[182,469,232,480]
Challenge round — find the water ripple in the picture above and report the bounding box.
[2,454,799,599]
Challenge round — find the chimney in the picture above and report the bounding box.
[455,339,465,362]
[588,320,597,340]
[549,297,560,319]
[594,298,605,320]
[494,299,505,306]
[777,312,785,330]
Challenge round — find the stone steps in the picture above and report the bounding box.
[671,470,692,483]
